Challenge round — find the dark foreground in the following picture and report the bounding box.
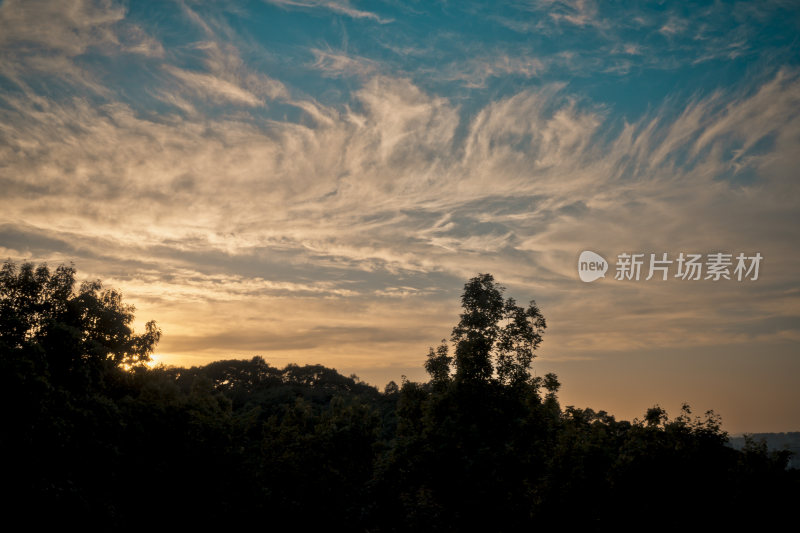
[2,262,797,530]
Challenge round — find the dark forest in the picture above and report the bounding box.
[1,260,797,531]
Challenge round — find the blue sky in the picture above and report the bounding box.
[1,0,799,432]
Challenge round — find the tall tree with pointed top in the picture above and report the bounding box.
[445,273,546,385]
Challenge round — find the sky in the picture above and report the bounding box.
[0,0,799,433]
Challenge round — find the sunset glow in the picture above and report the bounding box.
[1,0,799,433]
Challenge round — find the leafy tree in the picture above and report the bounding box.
[429,273,546,386]
[424,340,451,389]
[0,260,160,390]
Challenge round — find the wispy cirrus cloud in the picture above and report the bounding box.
[486,0,797,79]
[539,0,603,28]
[2,69,798,340]
[310,49,380,78]
[0,0,126,56]
[1,0,798,430]
[161,4,288,108]
[0,0,162,95]
[263,0,392,23]
[432,54,545,89]
[0,0,162,65]
[165,65,263,107]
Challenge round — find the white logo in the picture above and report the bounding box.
[577,250,762,282]
[578,251,608,282]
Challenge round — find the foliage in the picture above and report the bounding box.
[445,273,546,385]
[1,260,797,529]
[0,261,160,389]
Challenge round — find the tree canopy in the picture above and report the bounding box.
[0,261,160,389]
[442,272,547,386]
[1,260,797,530]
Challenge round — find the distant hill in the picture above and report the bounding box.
[728,433,800,469]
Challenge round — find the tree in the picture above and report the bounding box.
[0,260,160,388]
[424,340,451,389]
[431,273,546,386]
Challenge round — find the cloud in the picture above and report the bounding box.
[310,49,379,78]
[120,24,165,58]
[162,7,288,107]
[0,0,163,97]
[0,0,162,60]
[434,54,545,89]
[1,0,798,397]
[166,66,264,107]
[3,71,797,269]
[263,0,392,23]
[0,0,126,56]
[545,0,602,27]
[512,0,606,30]
[659,16,688,36]
[489,1,789,77]
[1,0,798,433]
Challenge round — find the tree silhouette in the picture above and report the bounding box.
[1,261,797,530]
[0,260,160,390]
[434,273,546,386]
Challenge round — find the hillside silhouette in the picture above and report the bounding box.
[1,260,797,530]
